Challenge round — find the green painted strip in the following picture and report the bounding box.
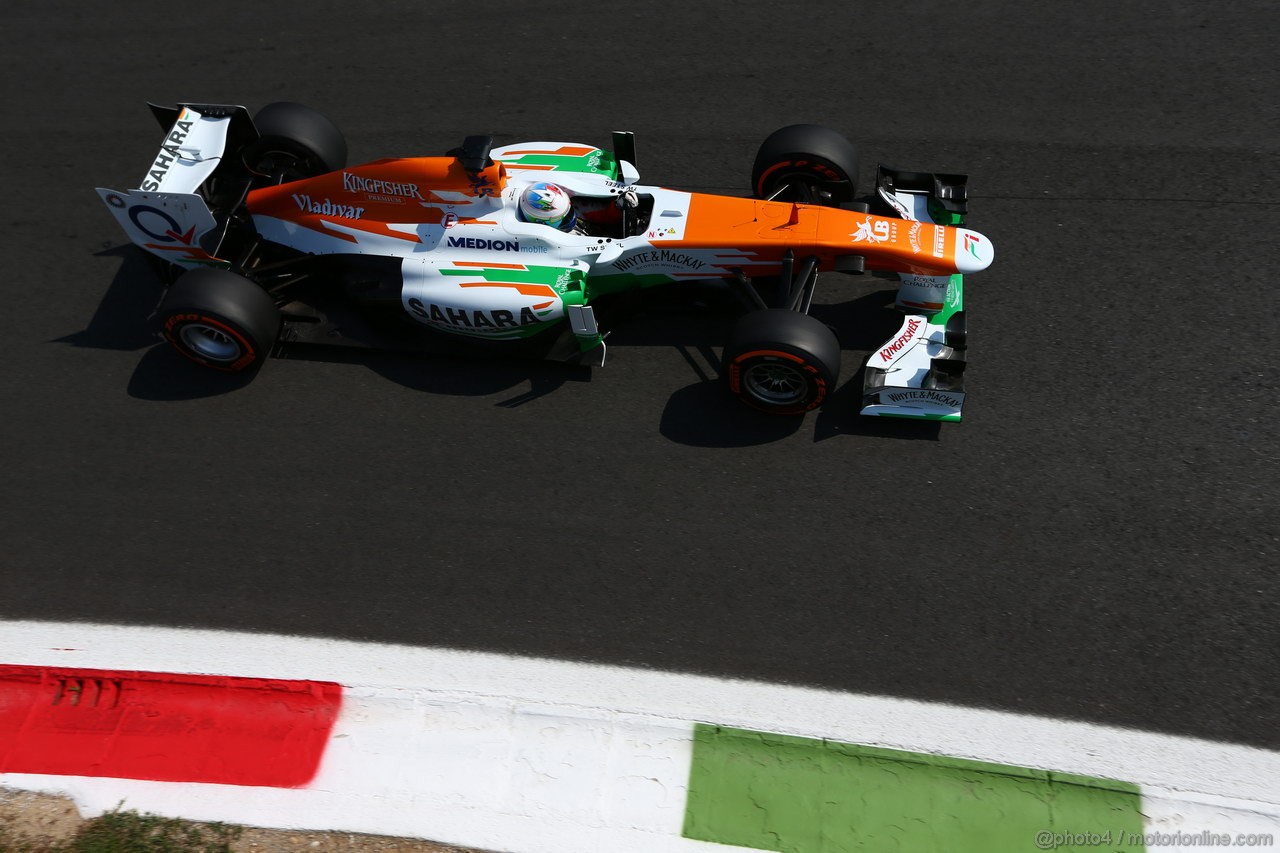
[939,274,963,323]
[439,265,572,285]
[498,149,619,179]
[581,271,681,298]
[683,725,1145,853]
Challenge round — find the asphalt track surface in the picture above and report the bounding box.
[2,2,1276,749]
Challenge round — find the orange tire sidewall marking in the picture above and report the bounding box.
[731,348,806,366]
[755,160,798,195]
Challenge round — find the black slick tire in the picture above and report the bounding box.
[158,268,281,372]
[723,309,841,415]
[752,124,859,206]
[245,102,347,180]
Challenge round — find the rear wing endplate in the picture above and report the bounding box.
[97,103,253,270]
[136,104,249,194]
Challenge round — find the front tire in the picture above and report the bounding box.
[723,309,841,415]
[159,269,280,372]
[752,124,859,207]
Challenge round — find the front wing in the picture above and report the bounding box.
[860,279,966,422]
[860,170,972,422]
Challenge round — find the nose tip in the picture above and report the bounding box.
[955,229,994,274]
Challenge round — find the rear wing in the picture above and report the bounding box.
[96,103,253,270]
[860,165,972,423]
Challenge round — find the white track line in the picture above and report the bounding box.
[2,620,1277,805]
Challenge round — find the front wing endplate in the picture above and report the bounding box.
[861,277,966,423]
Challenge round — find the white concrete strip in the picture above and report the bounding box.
[1,682,753,852]
[1,773,759,853]
[1140,789,1279,851]
[308,688,729,851]
[2,619,1278,808]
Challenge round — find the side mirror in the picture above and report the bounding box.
[611,131,637,173]
[450,135,493,171]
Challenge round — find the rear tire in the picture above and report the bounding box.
[159,268,280,372]
[752,124,859,206]
[723,309,841,414]
[244,102,347,182]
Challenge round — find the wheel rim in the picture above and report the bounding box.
[743,361,808,406]
[179,323,242,362]
[245,147,314,182]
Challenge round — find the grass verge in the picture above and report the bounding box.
[0,805,241,853]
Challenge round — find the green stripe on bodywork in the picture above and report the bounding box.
[583,271,682,298]
[497,149,620,179]
[937,273,964,324]
[440,263,587,298]
[928,199,965,226]
[684,725,1145,853]
[440,265,571,285]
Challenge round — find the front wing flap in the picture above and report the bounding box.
[860,281,967,422]
[861,168,971,422]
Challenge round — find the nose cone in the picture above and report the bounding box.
[955,229,994,274]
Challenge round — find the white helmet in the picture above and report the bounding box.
[519,182,576,231]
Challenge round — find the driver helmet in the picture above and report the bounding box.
[518,182,576,231]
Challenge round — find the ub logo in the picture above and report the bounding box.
[851,220,891,243]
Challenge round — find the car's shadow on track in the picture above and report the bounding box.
[812,289,943,442]
[63,254,940,438]
[660,379,806,446]
[294,345,593,407]
[56,247,164,352]
[655,289,944,446]
[52,247,257,399]
[62,247,589,403]
[813,383,943,442]
[124,346,259,399]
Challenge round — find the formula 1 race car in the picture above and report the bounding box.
[97,102,994,420]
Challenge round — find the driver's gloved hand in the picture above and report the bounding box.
[616,188,639,209]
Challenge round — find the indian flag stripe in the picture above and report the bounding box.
[683,725,1146,852]
[2,623,1276,853]
[451,261,528,270]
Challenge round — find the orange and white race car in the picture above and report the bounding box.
[97,102,994,420]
